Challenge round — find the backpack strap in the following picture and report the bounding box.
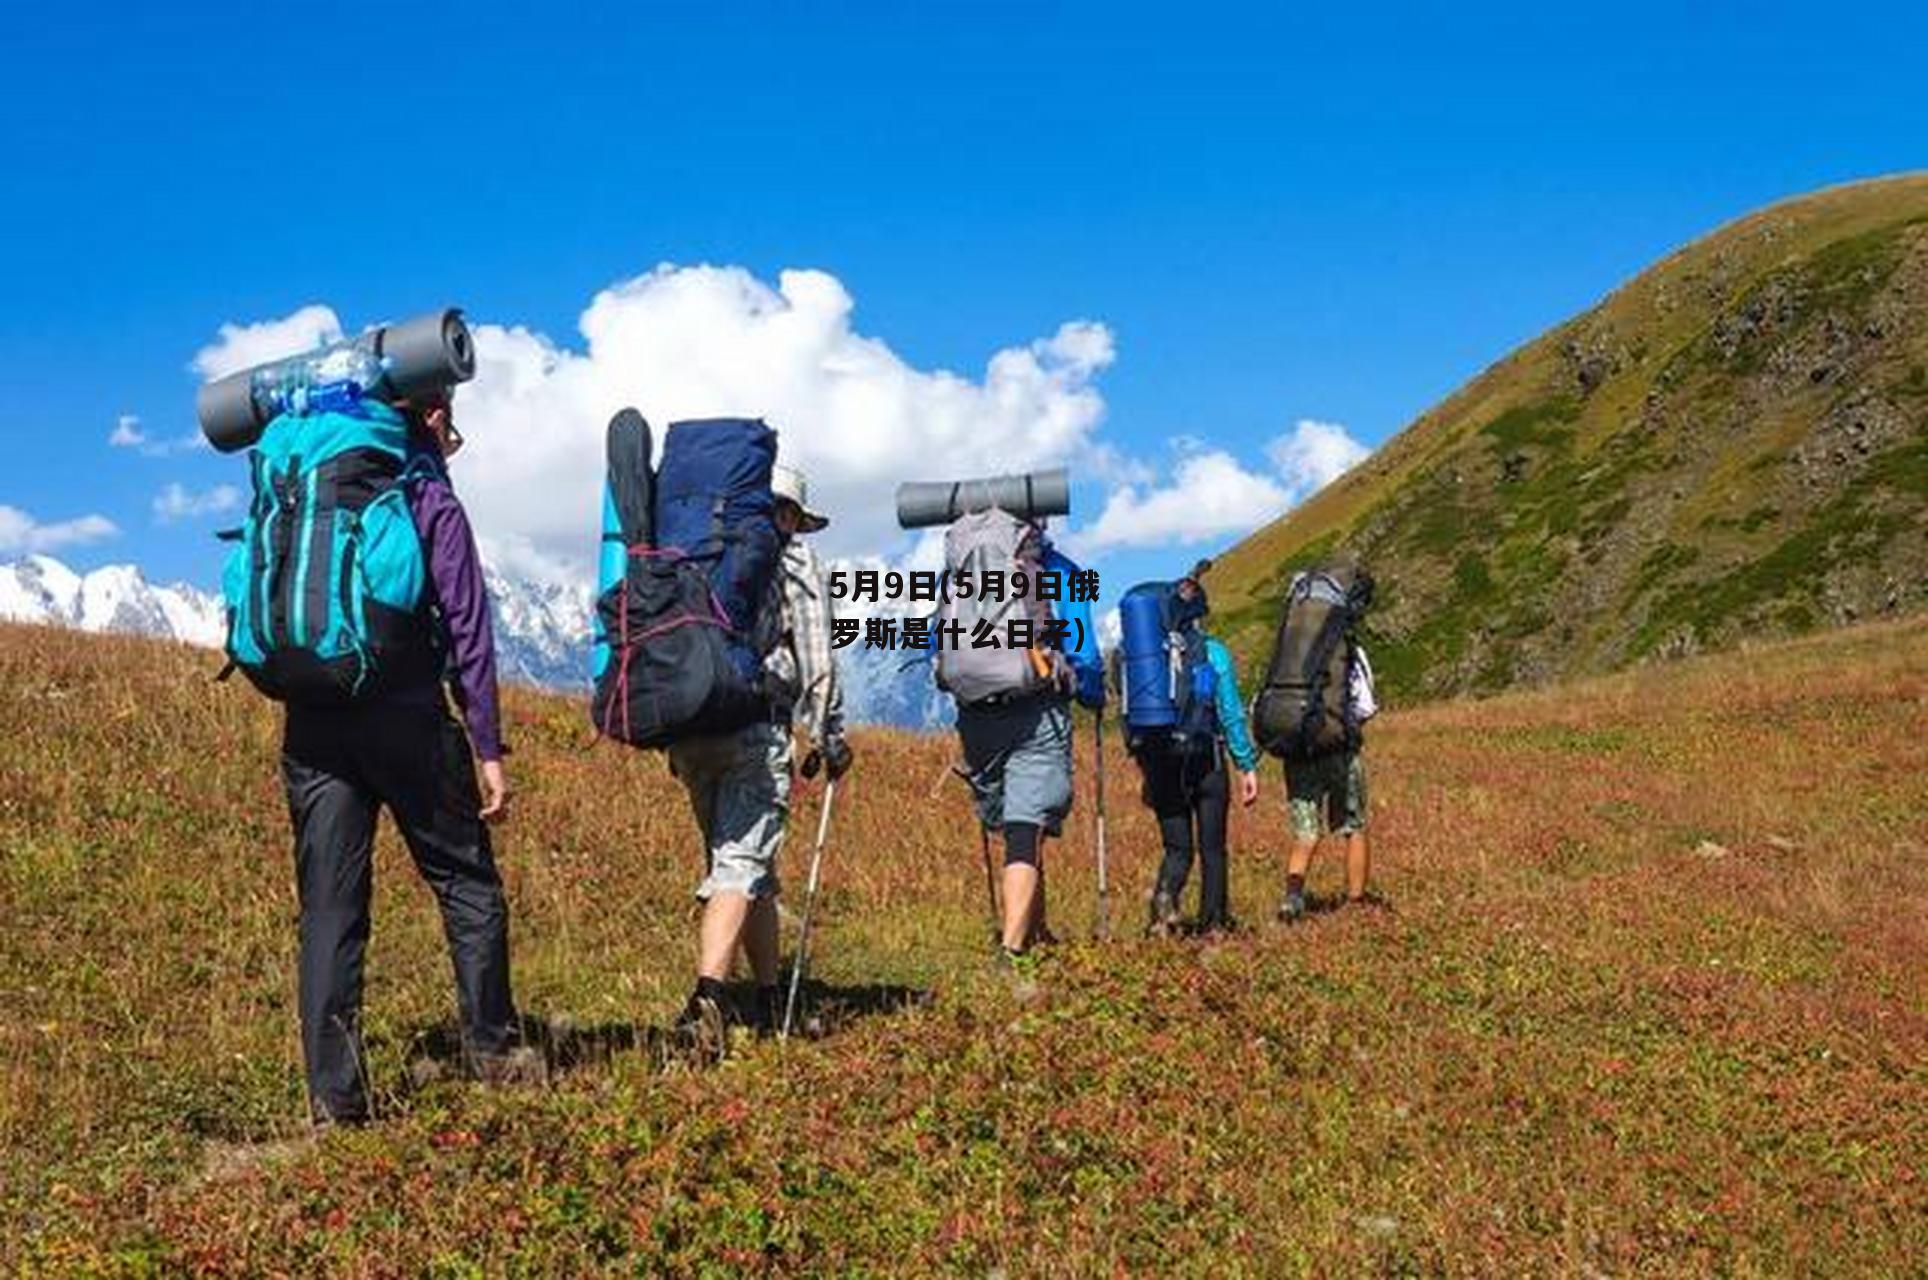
[396,453,445,490]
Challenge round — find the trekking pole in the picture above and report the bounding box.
[781,779,838,1040]
[979,826,1002,943]
[1094,711,1112,941]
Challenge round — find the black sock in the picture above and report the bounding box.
[1287,874,1305,898]
[695,976,727,1004]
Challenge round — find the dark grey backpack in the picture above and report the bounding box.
[1251,563,1373,761]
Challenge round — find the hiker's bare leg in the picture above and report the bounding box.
[1002,863,1040,951]
[743,896,781,987]
[1029,862,1050,944]
[698,892,751,981]
[1345,831,1370,901]
[1288,837,1317,882]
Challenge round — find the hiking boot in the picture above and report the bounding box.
[673,991,728,1067]
[1147,890,1181,937]
[753,985,784,1039]
[474,1045,549,1089]
[1277,890,1307,924]
[1346,891,1393,913]
[309,1106,371,1134]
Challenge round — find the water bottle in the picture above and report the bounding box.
[248,340,391,420]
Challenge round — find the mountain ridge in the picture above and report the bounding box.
[1206,172,1928,699]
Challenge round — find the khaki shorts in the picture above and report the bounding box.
[669,722,792,900]
[1286,752,1367,841]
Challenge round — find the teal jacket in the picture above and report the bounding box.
[1203,635,1259,773]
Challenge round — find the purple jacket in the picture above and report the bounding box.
[405,464,503,761]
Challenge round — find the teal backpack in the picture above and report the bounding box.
[221,402,441,704]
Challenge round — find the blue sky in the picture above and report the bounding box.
[3,1,1924,601]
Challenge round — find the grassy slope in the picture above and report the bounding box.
[1209,174,1928,701]
[2,620,1925,1275]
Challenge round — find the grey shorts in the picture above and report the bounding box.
[668,722,792,900]
[956,696,1073,835]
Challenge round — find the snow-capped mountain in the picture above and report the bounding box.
[483,568,594,691]
[0,554,594,689]
[836,635,954,731]
[0,555,225,647]
[0,554,945,728]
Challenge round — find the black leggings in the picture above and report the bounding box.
[1139,748,1231,927]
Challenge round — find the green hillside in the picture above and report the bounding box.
[1208,174,1928,699]
[5,620,1925,1272]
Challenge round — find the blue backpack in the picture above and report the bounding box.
[221,403,440,703]
[591,414,782,747]
[1118,580,1218,755]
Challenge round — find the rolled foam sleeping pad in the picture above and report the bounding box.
[197,307,477,453]
[1119,583,1179,729]
[195,374,262,455]
[894,467,1070,528]
[374,307,476,400]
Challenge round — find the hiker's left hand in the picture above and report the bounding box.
[1238,770,1259,807]
[479,759,511,822]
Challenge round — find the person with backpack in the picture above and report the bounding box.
[1122,562,1260,937]
[936,508,1099,964]
[1246,561,1379,922]
[1279,640,1377,919]
[237,389,532,1127]
[664,457,851,1058]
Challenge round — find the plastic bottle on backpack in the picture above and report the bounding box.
[250,342,390,421]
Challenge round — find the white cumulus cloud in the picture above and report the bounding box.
[153,483,241,523]
[1268,418,1371,499]
[442,265,1115,583]
[109,413,206,457]
[184,282,1368,583]
[1080,449,1296,551]
[109,414,146,448]
[192,304,343,381]
[0,504,119,553]
[1079,419,1371,552]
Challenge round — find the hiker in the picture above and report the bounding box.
[272,391,532,1125]
[1245,561,1379,921]
[670,460,850,1054]
[1279,640,1376,918]
[940,512,1095,963]
[1126,562,1260,936]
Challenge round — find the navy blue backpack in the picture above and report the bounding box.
[591,413,782,747]
[1117,580,1218,756]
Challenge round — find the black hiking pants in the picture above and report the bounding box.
[1139,746,1231,928]
[282,697,514,1123]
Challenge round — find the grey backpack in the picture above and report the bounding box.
[936,508,1060,706]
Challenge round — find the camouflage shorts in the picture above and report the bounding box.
[1286,752,1368,841]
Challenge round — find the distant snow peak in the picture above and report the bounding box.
[0,555,949,728]
[483,569,594,690]
[0,555,223,647]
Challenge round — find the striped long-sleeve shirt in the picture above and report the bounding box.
[764,537,843,749]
